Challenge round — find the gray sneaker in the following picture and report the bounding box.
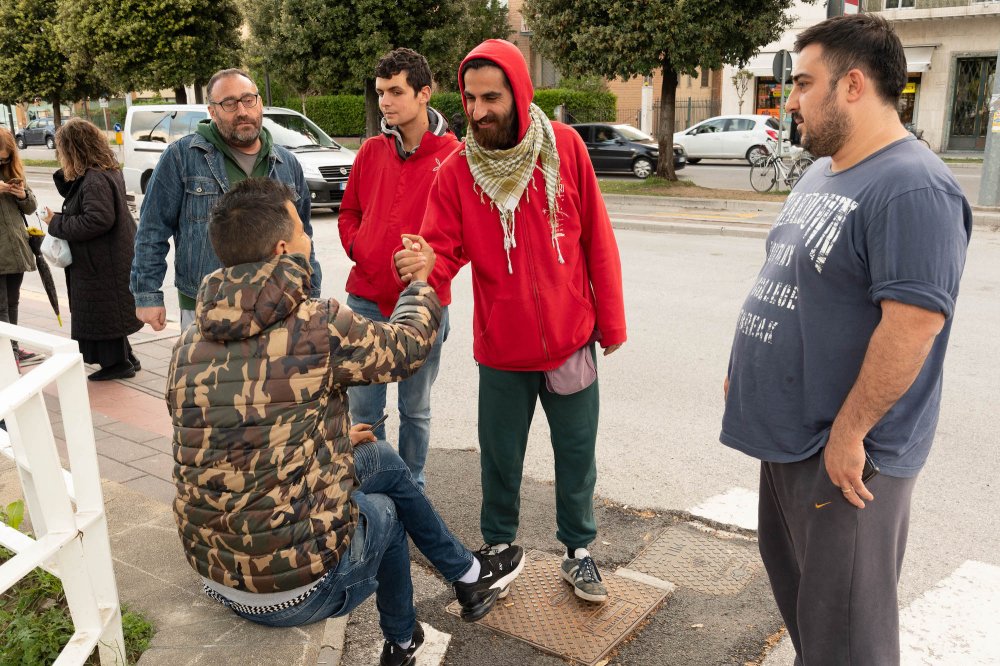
[561,555,607,603]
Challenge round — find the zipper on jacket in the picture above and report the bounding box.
[519,178,550,362]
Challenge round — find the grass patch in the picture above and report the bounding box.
[941,157,983,164]
[23,159,60,168]
[598,176,788,202]
[1,501,154,664]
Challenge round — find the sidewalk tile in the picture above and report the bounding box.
[130,453,175,481]
[142,436,173,455]
[123,474,177,505]
[100,421,163,444]
[97,456,146,483]
[95,435,160,463]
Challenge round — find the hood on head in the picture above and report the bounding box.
[196,254,312,343]
[458,39,533,142]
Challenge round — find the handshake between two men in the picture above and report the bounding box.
[393,233,436,285]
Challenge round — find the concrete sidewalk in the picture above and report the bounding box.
[8,294,784,666]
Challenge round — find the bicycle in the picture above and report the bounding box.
[749,141,815,193]
[904,122,931,149]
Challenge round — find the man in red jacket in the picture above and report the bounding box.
[338,48,459,489]
[406,39,627,603]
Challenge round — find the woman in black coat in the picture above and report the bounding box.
[43,118,142,381]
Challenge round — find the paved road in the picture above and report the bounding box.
[20,171,1000,663]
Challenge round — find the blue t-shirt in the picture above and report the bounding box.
[720,137,971,477]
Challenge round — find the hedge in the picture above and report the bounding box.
[291,88,617,138]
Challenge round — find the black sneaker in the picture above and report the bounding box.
[87,362,136,382]
[453,545,525,622]
[484,543,514,599]
[128,352,141,372]
[379,621,424,666]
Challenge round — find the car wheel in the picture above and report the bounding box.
[746,145,768,165]
[15,137,25,150]
[140,171,153,195]
[46,136,55,149]
[686,158,701,164]
[632,157,654,179]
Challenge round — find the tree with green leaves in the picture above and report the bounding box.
[523,0,810,179]
[57,0,242,105]
[0,0,101,125]
[244,0,510,136]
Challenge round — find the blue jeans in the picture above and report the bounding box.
[235,441,473,643]
[347,294,449,489]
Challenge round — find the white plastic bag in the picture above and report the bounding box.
[40,233,72,268]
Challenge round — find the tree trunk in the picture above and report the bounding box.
[194,82,205,104]
[364,78,380,139]
[301,93,307,117]
[174,86,188,104]
[656,66,679,180]
[51,96,63,127]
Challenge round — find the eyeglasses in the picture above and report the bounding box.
[210,93,260,113]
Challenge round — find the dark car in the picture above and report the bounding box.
[572,123,685,178]
[15,118,56,149]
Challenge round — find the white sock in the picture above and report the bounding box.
[458,556,481,584]
[566,547,590,560]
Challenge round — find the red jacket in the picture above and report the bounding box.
[338,124,458,316]
[419,39,626,371]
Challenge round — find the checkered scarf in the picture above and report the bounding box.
[464,103,563,273]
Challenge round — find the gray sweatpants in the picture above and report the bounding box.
[758,451,918,666]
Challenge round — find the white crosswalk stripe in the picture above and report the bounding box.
[416,622,451,666]
[688,487,1000,665]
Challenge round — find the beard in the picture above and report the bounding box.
[216,112,262,148]
[799,87,850,158]
[469,107,519,150]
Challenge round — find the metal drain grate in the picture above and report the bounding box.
[446,550,668,666]
[627,524,763,596]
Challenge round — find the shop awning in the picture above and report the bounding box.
[904,45,935,73]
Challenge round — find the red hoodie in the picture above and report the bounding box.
[339,116,459,316]
[419,39,626,371]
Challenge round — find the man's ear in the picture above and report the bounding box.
[418,85,432,105]
[844,68,866,102]
[273,239,287,256]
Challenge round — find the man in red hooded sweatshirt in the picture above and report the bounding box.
[402,39,626,603]
[339,48,459,489]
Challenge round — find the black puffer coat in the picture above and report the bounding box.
[48,168,142,341]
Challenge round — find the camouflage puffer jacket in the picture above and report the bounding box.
[166,253,441,593]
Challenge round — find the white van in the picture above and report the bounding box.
[123,104,356,209]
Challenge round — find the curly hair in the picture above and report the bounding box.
[55,117,120,181]
[0,128,25,183]
[375,48,432,93]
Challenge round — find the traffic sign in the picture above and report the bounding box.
[772,50,792,82]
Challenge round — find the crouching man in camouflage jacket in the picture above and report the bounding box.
[166,177,524,666]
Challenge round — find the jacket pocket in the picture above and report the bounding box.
[538,282,595,361]
[179,177,222,291]
[476,295,546,367]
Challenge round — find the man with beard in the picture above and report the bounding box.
[721,15,971,664]
[131,68,321,331]
[401,40,626,603]
[338,48,458,489]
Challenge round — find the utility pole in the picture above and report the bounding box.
[977,51,1000,207]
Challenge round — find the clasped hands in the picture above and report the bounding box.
[393,234,435,284]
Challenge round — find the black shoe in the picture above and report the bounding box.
[127,352,141,372]
[379,622,424,666]
[453,544,525,622]
[88,362,136,382]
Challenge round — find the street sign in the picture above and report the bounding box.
[99,97,109,109]
[772,50,792,82]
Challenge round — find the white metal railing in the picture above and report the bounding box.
[0,322,126,665]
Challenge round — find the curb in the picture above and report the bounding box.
[602,193,785,214]
[316,616,349,666]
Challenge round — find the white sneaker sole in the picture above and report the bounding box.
[560,567,608,603]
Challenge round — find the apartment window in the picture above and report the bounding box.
[884,0,915,8]
[701,69,710,88]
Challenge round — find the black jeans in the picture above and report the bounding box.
[0,273,24,350]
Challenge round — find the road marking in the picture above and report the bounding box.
[688,487,759,531]
[417,622,451,666]
[899,560,1000,665]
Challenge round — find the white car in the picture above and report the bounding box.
[673,114,787,165]
[123,104,355,209]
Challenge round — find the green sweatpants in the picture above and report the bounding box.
[478,361,599,551]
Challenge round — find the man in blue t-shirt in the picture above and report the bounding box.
[721,15,971,666]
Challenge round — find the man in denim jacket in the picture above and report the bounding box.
[131,68,321,331]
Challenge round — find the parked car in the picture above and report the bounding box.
[572,123,685,178]
[123,104,355,209]
[15,118,56,149]
[673,114,787,165]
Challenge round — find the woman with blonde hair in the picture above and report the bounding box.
[0,127,40,365]
[43,117,142,380]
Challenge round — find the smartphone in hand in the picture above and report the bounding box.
[862,450,880,483]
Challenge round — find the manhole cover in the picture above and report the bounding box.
[446,550,668,666]
[627,524,763,596]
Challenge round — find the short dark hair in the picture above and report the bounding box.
[206,68,254,100]
[794,14,906,105]
[375,48,432,93]
[460,58,511,92]
[210,178,296,266]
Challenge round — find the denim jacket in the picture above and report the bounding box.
[131,132,322,308]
